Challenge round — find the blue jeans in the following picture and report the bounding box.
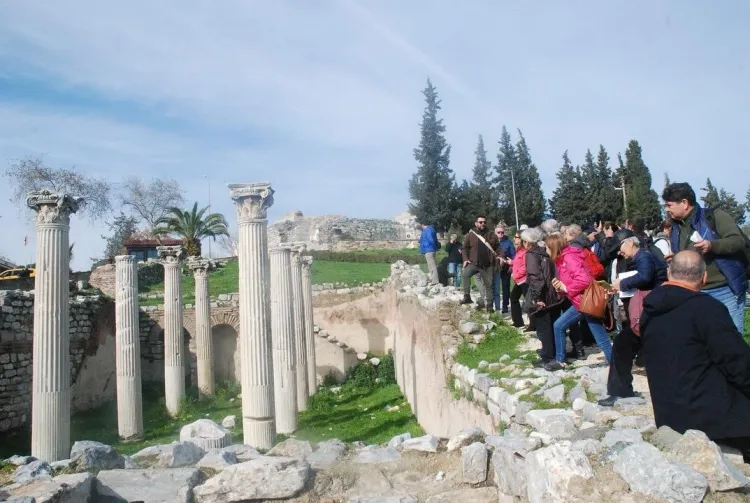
[553,305,612,364]
[448,262,462,287]
[493,270,511,312]
[704,285,746,334]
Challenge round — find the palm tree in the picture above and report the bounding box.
[155,202,229,257]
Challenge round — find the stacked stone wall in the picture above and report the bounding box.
[0,290,112,432]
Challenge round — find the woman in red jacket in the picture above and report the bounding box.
[545,234,612,370]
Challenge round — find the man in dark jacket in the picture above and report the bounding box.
[642,251,750,459]
[461,215,498,311]
[663,182,748,332]
[492,224,515,314]
[444,234,463,287]
[598,236,667,407]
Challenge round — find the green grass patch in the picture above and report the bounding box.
[454,322,525,369]
[518,393,559,410]
[744,308,750,345]
[311,261,390,286]
[295,383,423,445]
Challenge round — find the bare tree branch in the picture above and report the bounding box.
[118,176,185,230]
[217,232,238,257]
[4,155,112,220]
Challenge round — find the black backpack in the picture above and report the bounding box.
[704,208,750,277]
[642,235,667,264]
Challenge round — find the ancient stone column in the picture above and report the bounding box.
[188,258,215,399]
[229,183,276,448]
[158,245,186,417]
[269,246,297,434]
[300,255,317,396]
[289,247,309,411]
[115,255,144,441]
[27,190,83,462]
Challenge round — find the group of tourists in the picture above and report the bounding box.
[419,181,750,461]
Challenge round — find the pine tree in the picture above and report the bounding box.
[513,130,546,226]
[492,126,516,226]
[701,178,746,225]
[408,79,456,231]
[615,140,662,228]
[470,135,498,218]
[549,151,589,224]
[594,146,623,221]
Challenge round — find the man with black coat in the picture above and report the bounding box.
[460,215,498,311]
[641,251,750,460]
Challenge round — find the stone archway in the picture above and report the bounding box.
[213,324,239,384]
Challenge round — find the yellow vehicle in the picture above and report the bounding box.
[0,268,36,280]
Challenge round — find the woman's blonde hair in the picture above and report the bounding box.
[544,234,568,261]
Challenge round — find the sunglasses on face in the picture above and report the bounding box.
[477,221,486,225]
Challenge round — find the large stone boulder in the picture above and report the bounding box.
[307,439,348,469]
[446,427,485,452]
[267,438,313,458]
[666,429,749,492]
[461,442,488,484]
[193,456,310,503]
[179,419,232,450]
[132,441,206,468]
[353,446,401,464]
[613,442,708,503]
[525,443,594,503]
[220,444,260,462]
[95,468,203,503]
[70,440,125,472]
[196,449,238,472]
[401,435,439,453]
[12,460,52,484]
[2,472,93,503]
[525,409,577,440]
[489,436,541,499]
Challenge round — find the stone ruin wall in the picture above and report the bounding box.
[268,211,420,251]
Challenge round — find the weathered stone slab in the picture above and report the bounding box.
[613,442,707,503]
[602,429,642,447]
[70,440,125,472]
[132,441,206,468]
[196,449,238,471]
[388,433,412,449]
[425,487,498,503]
[353,446,401,464]
[525,409,577,439]
[193,457,309,503]
[525,443,594,503]
[461,442,488,484]
[220,444,260,462]
[649,425,683,451]
[446,427,484,452]
[96,467,203,503]
[401,435,439,453]
[307,439,348,469]
[267,438,313,458]
[12,459,53,484]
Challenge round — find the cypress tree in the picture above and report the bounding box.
[492,126,517,226]
[615,140,662,228]
[592,145,623,222]
[408,79,456,231]
[513,130,546,226]
[549,151,589,224]
[701,178,746,225]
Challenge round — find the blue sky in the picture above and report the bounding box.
[0,0,748,270]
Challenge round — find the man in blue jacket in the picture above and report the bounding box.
[419,222,440,285]
[663,183,748,333]
[493,224,515,314]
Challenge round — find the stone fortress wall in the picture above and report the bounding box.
[267,210,420,250]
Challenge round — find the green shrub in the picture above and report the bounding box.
[346,361,378,390]
[377,351,396,385]
[321,371,339,387]
[138,262,165,292]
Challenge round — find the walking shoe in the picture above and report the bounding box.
[566,342,586,361]
[543,360,566,371]
[486,305,495,314]
[460,295,473,305]
[523,326,535,333]
[597,395,618,407]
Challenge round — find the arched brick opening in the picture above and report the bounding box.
[212,324,239,384]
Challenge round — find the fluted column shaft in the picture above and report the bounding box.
[158,245,185,417]
[301,256,317,396]
[270,247,297,433]
[28,190,82,462]
[189,258,214,398]
[115,255,144,441]
[289,248,308,411]
[230,183,276,448]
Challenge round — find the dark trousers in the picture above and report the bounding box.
[579,320,596,346]
[493,270,512,312]
[463,264,494,305]
[714,437,750,463]
[534,305,561,362]
[607,325,641,398]
[510,283,527,327]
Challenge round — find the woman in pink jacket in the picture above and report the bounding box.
[544,234,612,370]
[509,232,527,328]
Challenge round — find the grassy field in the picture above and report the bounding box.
[140,258,393,305]
[0,367,420,459]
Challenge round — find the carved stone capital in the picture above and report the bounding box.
[187,257,215,277]
[228,183,274,222]
[300,255,313,272]
[26,190,84,225]
[156,245,185,266]
[115,255,137,265]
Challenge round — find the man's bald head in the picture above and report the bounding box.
[668,251,707,287]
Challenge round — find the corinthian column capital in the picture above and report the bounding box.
[156,245,185,266]
[26,190,84,225]
[300,255,313,272]
[229,183,274,222]
[187,257,215,277]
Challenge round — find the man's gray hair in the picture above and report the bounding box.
[670,251,707,283]
[620,236,641,248]
[541,218,560,235]
[521,227,544,244]
[565,224,582,238]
